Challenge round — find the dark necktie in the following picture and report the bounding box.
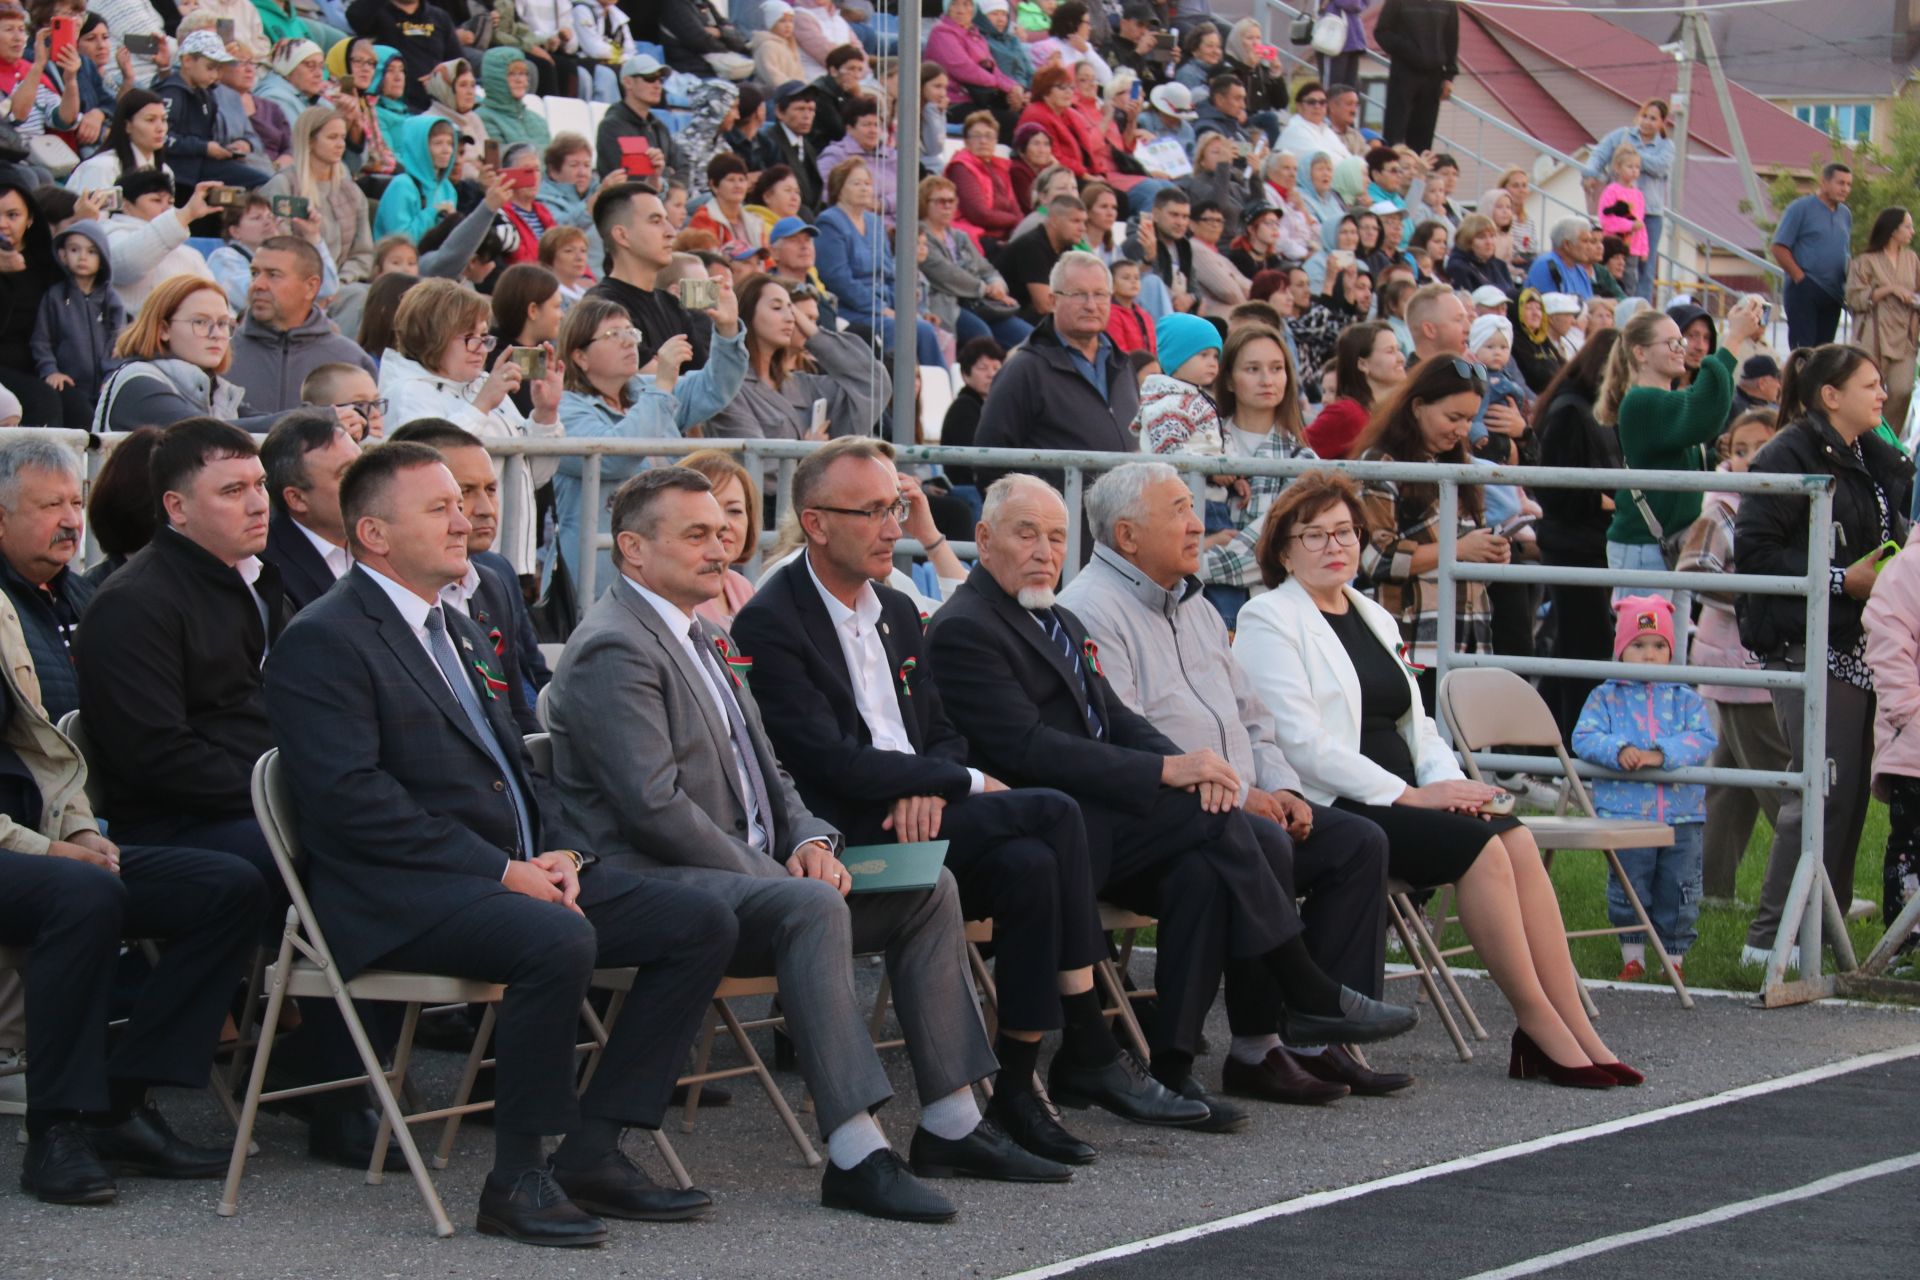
[424,606,534,859]
[1032,608,1103,740]
[690,621,776,852]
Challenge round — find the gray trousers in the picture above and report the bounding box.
[1745,667,1876,949]
[1702,700,1792,899]
[713,868,996,1137]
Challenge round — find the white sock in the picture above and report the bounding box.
[919,1088,982,1141]
[1621,942,1646,966]
[1285,1043,1326,1057]
[1230,1034,1281,1065]
[825,1113,889,1170]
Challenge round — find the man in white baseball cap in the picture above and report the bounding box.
[1470,284,1511,314]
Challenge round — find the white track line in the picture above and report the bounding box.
[996,1041,1920,1280]
[1458,1150,1920,1280]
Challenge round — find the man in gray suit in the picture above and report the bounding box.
[547,468,1069,1226]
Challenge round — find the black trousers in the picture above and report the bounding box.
[1545,579,1611,744]
[115,812,371,1084]
[1784,275,1843,351]
[0,844,266,1116]
[938,787,1108,1032]
[1088,789,1298,1056]
[1221,803,1390,1038]
[1383,61,1445,151]
[373,865,734,1136]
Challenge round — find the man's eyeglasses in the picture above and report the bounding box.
[175,315,233,337]
[1056,290,1112,305]
[1290,525,1360,553]
[463,333,498,352]
[1297,95,1326,107]
[591,326,644,346]
[810,499,911,524]
[339,398,388,417]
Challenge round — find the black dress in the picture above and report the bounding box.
[1320,605,1519,889]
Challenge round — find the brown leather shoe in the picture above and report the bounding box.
[1295,1045,1415,1097]
[1220,1049,1348,1106]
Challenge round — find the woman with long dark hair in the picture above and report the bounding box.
[1845,205,1920,436]
[1736,344,1914,964]
[66,87,168,193]
[1533,328,1622,737]
[1354,355,1507,703]
[1305,320,1405,460]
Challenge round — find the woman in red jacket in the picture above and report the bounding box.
[944,109,1022,245]
[1015,65,1093,179]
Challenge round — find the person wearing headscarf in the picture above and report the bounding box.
[476,46,551,151]
[1511,286,1562,393]
[974,0,1034,89]
[371,45,413,147]
[374,114,460,242]
[422,58,489,166]
[1331,153,1368,209]
[326,37,397,175]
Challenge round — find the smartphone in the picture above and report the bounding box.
[505,168,540,191]
[679,276,719,310]
[215,17,235,41]
[1479,791,1516,817]
[1149,30,1175,62]
[810,397,829,436]
[206,185,249,209]
[1251,41,1279,61]
[507,346,547,379]
[48,15,76,60]
[122,32,162,55]
[95,186,121,213]
[482,139,500,170]
[1497,514,1538,539]
[1130,80,1141,102]
[1870,539,1902,573]
[270,194,310,219]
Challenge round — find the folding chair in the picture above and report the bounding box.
[1437,668,1693,1010]
[1382,878,1483,1062]
[222,750,502,1238]
[1095,904,1156,1061]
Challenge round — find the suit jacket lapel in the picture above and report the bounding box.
[614,581,747,812]
[971,566,1089,720]
[350,572,497,760]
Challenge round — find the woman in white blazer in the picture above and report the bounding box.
[1232,470,1640,1089]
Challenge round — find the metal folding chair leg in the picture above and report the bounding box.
[1385,894,1471,1062]
[1093,959,1150,1061]
[432,1004,498,1170]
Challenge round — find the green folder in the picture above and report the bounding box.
[841,841,949,894]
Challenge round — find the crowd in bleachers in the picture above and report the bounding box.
[4,0,1920,1253]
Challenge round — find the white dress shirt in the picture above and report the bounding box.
[439,561,483,619]
[625,575,770,853]
[295,520,351,581]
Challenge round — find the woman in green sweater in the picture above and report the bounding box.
[1595,302,1764,597]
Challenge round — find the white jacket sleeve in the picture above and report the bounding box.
[106,211,191,289]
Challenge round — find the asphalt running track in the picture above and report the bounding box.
[1005,1044,1920,1280]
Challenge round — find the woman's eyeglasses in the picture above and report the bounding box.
[463,333,498,352]
[175,315,233,337]
[1290,525,1361,552]
[590,327,644,346]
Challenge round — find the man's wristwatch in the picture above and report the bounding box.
[551,849,586,872]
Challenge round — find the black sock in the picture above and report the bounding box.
[1149,1050,1193,1089]
[492,1128,545,1180]
[102,1079,147,1123]
[1058,989,1121,1068]
[992,1034,1041,1096]
[551,1116,622,1171]
[1265,936,1345,1017]
[25,1108,80,1140]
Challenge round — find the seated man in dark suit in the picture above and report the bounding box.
[927,475,1419,1106]
[732,439,1206,1166]
[0,593,266,1205]
[263,443,734,1248]
[390,421,553,730]
[76,419,394,1170]
[260,411,364,613]
[549,468,1065,1227]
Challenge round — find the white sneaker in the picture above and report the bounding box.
[1848,897,1879,922]
[0,1049,24,1118]
[1740,943,1801,970]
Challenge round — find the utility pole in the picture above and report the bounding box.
[1665,1,1697,295]
[891,1,922,448]
[1696,6,1769,223]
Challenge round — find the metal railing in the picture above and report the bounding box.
[73,431,1852,1005]
[1250,0,1784,310]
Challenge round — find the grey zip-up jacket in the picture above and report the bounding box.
[227,307,379,415]
[1057,542,1302,798]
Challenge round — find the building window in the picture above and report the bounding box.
[1794,103,1872,140]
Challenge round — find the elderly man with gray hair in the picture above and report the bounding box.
[1058,462,1411,1104]
[0,439,93,722]
[976,250,1140,500]
[1524,215,1597,301]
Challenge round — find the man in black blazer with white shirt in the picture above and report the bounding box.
[731,440,1207,1165]
[927,475,1419,1108]
[263,443,733,1249]
[260,413,362,614]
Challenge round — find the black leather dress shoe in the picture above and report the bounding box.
[820,1149,956,1223]
[1280,988,1419,1048]
[669,1082,732,1107]
[1046,1052,1210,1126]
[307,1104,409,1173]
[20,1122,115,1204]
[1165,1074,1248,1133]
[85,1104,228,1179]
[1297,1045,1415,1096]
[1222,1048,1349,1106]
[985,1088,1097,1165]
[476,1168,608,1247]
[908,1119,1072,1183]
[549,1149,713,1221]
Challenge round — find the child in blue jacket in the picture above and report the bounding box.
[1573,595,1717,981]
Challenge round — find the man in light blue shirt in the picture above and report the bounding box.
[1771,162,1854,350]
[1524,217,1596,301]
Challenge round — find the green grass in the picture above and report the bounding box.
[1428,803,1893,993]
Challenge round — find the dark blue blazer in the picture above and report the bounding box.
[263,566,551,979]
[262,513,338,615]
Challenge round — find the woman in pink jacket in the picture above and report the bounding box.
[1863,534,1920,957]
[925,0,1026,128]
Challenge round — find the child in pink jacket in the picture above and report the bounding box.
[1596,145,1649,299]
[1862,537,1920,956]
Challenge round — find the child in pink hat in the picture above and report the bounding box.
[1571,595,1717,981]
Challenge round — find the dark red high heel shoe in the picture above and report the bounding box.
[1593,1061,1644,1087]
[1508,1030,1615,1089]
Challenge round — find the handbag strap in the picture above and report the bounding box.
[1628,488,1666,541]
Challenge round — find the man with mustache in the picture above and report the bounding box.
[0,439,94,722]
